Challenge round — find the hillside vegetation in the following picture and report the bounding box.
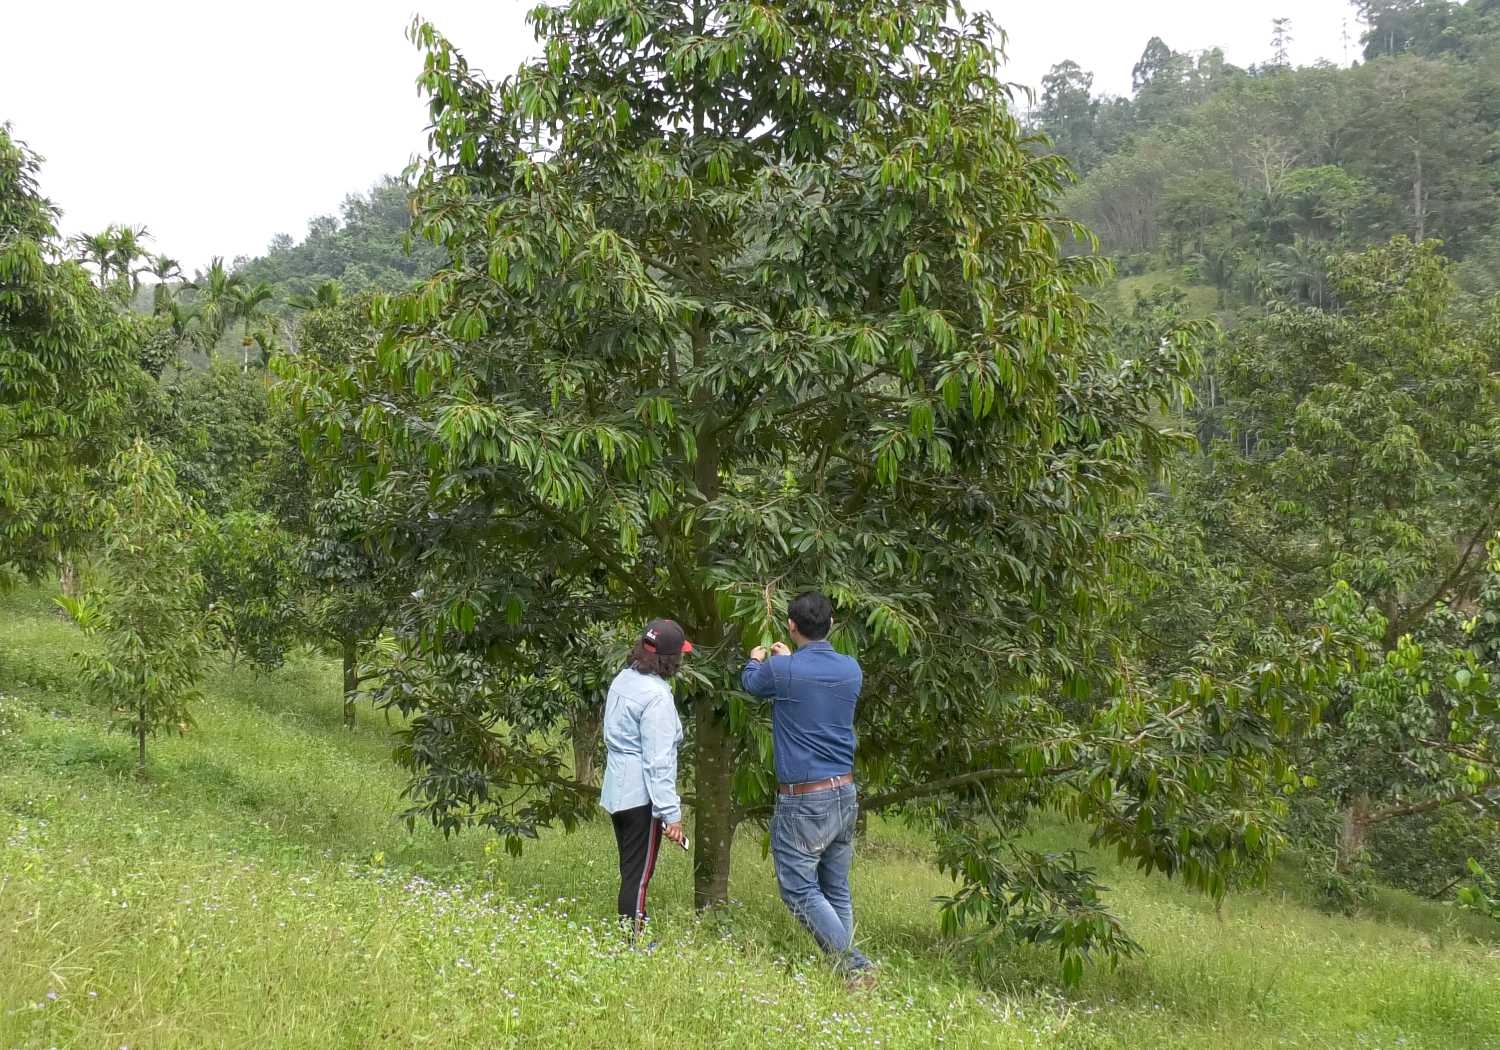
[3,587,1498,1050]
[1037,0,1500,308]
[4,0,1499,1034]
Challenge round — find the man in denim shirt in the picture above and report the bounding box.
[742,591,874,980]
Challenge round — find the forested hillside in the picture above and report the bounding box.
[3,0,1498,1020]
[234,177,445,302]
[1033,0,1500,302]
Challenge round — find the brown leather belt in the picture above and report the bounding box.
[777,772,854,796]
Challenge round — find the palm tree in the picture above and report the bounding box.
[148,254,183,315]
[166,299,200,346]
[1274,236,1332,308]
[71,230,115,291]
[107,224,152,300]
[188,257,244,358]
[1188,241,1238,308]
[1234,255,1281,307]
[248,327,284,368]
[287,279,343,312]
[230,280,275,370]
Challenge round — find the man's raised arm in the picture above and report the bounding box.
[741,645,778,698]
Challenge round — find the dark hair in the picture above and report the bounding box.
[788,590,833,640]
[629,639,681,679]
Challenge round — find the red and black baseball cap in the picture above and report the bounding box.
[642,618,693,655]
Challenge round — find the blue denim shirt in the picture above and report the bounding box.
[599,667,683,823]
[741,640,862,784]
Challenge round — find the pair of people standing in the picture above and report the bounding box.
[597,593,873,979]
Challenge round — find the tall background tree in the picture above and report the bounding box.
[284,293,403,728]
[1201,239,1500,876]
[194,509,301,674]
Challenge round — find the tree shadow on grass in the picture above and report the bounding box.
[200,650,346,729]
[1,698,481,878]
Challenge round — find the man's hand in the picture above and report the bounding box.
[750,645,768,662]
[770,642,791,656]
[662,821,686,846]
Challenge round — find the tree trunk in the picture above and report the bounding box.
[59,559,81,603]
[1335,793,1371,874]
[1412,144,1425,242]
[136,700,147,777]
[691,694,737,909]
[682,2,737,909]
[570,703,603,787]
[341,636,358,729]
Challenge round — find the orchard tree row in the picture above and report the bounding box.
[0,125,394,757]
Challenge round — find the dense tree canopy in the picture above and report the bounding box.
[1213,240,1499,640]
[1187,239,1500,873]
[1358,0,1500,60]
[0,126,146,585]
[1017,3,1500,909]
[237,178,445,305]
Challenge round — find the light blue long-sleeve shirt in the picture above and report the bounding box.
[599,666,683,824]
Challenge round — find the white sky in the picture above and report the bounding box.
[0,0,1355,273]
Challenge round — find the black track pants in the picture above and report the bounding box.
[611,804,663,934]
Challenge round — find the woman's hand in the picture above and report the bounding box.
[662,821,686,846]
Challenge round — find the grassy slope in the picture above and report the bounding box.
[1113,269,1223,320]
[2,587,1497,1050]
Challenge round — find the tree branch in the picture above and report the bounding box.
[530,500,657,608]
[1230,528,1327,580]
[1365,787,1500,827]
[712,366,898,444]
[1393,515,1498,638]
[861,765,1077,813]
[1418,739,1498,768]
[637,250,693,287]
[539,770,699,812]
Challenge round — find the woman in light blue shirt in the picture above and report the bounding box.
[599,618,690,936]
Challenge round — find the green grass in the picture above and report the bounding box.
[1113,269,1224,320]
[2,586,1497,1049]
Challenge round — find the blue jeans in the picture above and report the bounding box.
[769,783,871,972]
